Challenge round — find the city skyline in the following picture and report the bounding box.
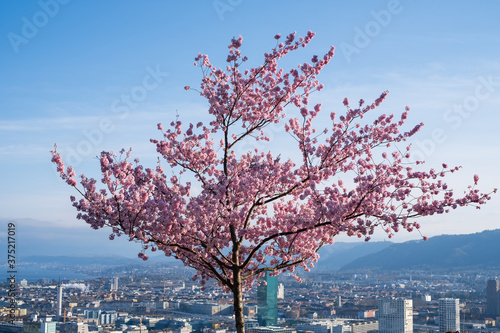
[1,1,499,258]
[3,258,500,332]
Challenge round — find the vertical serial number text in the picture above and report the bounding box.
[7,222,17,323]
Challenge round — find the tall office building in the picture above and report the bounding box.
[439,298,460,333]
[57,284,63,321]
[277,283,285,299]
[257,272,278,326]
[487,279,500,316]
[378,299,413,333]
[110,277,119,291]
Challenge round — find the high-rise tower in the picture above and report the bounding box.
[378,298,413,333]
[487,279,500,316]
[257,272,278,326]
[110,276,119,291]
[277,283,284,299]
[439,298,460,333]
[57,283,63,321]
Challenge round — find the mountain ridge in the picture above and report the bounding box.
[339,229,500,271]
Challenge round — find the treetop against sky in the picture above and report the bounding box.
[50,30,495,333]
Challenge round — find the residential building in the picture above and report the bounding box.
[439,298,459,333]
[277,283,285,300]
[58,322,89,333]
[247,327,296,333]
[378,298,413,333]
[23,320,57,333]
[351,320,378,333]
[99,311,118,325]
[110,276,119,291]
[296,320,333,333]
[0,322,22,333]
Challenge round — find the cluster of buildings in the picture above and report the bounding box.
[2,271,500,332]
[258,276,461,333]
[376,298,459,333]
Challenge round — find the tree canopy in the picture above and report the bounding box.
[52,31,494,333]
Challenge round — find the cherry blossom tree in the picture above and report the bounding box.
[51,31,494,333]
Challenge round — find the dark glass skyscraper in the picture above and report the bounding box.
[487,279,500,315]
[257,272,278,326]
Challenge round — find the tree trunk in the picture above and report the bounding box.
[233,269,245,333]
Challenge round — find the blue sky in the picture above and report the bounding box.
[1,1,499,257]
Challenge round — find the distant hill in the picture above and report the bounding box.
[4,219,499,273]
[21,253,178,266]
[22,255,139,266]
[340,229,500,271]
[0,218,145,258]
[316,241,392,271]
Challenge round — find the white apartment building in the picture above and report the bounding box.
[439,298,460,333]
[378,298,413,333]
